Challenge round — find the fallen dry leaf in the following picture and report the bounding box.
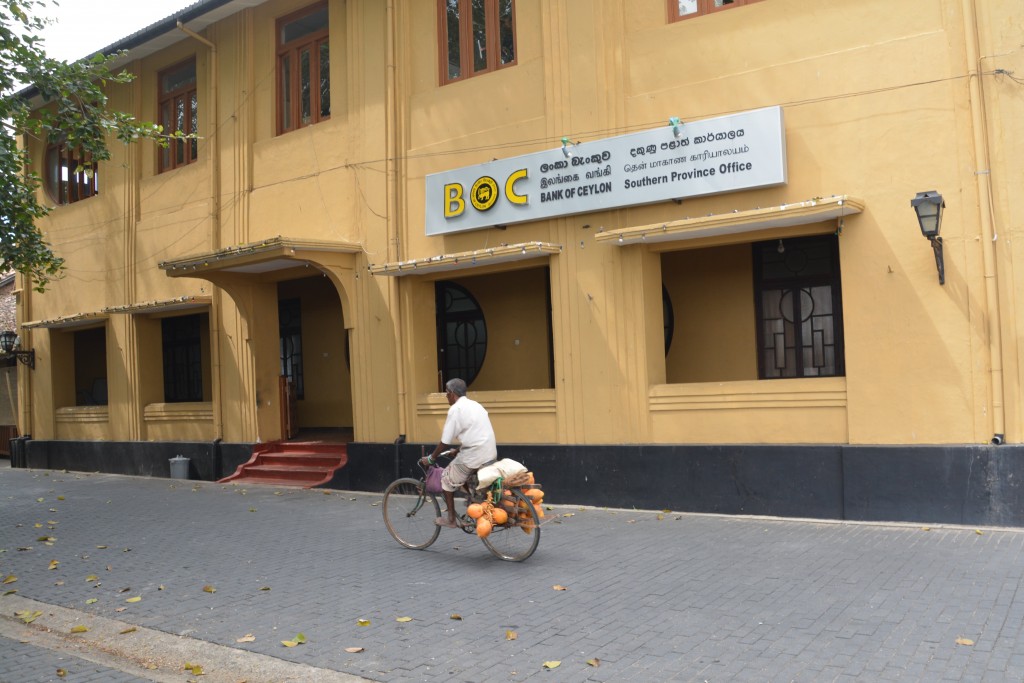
[543,661,561,669]
[956,637,975,646]
[587,658,601,667]
[2,575,16,584]
[125,596,141,603]
[281,633,306,647]
[85,575,98,582]
[16,610,42,623]
[183,662,205,675]
[236,634,256,643]
[120,627,137,635]
[552,585,568,591]
[357,619,371,626]
[506,630,518,641]
[85,598,97,605]
[344,647,364,653]
[70,625,89,634]
[396,616,412,622]
[56,668,67,678]
[975,530,984,535]
[450,614,462,620]
[203,585,216,594]
[48,559,59,570]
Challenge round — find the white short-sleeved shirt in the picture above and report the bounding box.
[441,396,497,468]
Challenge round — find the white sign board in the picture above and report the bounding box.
[425,106,787,236]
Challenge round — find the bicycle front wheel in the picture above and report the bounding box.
[482,489,540,561]
[383,478,441,550]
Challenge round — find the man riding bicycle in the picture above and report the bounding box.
[418,378,497,528]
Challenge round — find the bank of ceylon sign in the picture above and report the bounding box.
[425,106,787,236]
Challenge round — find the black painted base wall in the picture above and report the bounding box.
[21,439,252,482]
[343,442,1024,528]
[14,439,1024,527]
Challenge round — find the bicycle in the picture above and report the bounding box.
[382,451,542,561]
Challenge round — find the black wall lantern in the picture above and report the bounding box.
[911,190,945,284]
[0,330,34,369]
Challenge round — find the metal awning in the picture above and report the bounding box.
[102,295,212,315]
[369,242,562,277]
[160,236,362,276]
[22,312,108,330]
[594,195,864,246]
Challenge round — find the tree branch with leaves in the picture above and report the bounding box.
[0,0,173,291]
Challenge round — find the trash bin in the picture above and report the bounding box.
[169,455,190,480]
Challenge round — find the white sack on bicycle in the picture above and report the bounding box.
[476,458,528,489]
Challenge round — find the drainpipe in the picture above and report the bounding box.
[178,21,225,441]
[393,433,405,480]
[385,0,409,440]
[961,0,1006,444]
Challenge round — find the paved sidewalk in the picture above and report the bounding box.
[2,463,1024,682]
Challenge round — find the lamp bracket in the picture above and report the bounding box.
[930,236,945,285]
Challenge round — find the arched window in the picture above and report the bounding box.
[44,143,98,205]
[435,280,487,387]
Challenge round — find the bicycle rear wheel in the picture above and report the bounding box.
[482,489,540,561]
[383,478,441,550]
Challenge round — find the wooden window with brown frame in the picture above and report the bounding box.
[158,58,198,173]
[277,2,330,135]
[438,0,516,85]
[44,143,98,205]
[670,0,764,22]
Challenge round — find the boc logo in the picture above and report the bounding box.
[471,177,499,211]
[444,169,528,218]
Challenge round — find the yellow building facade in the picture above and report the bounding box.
[13,0,1024,524]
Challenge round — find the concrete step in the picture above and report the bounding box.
[256,453,344,468]
[219,442,348,488]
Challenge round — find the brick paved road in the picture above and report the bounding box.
[2,464,1024,682]
[0,634,153,683]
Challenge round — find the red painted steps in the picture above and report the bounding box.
[219,441,348,488]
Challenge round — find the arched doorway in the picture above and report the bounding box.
[278,275,352,440]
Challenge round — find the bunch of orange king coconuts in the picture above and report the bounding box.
[466,471,544,538]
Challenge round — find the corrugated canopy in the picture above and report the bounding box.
[369,242,562,276]
[160,236,362,276]
[594,195,864,246]
[102,296,212,315]
[22,312,107,330]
